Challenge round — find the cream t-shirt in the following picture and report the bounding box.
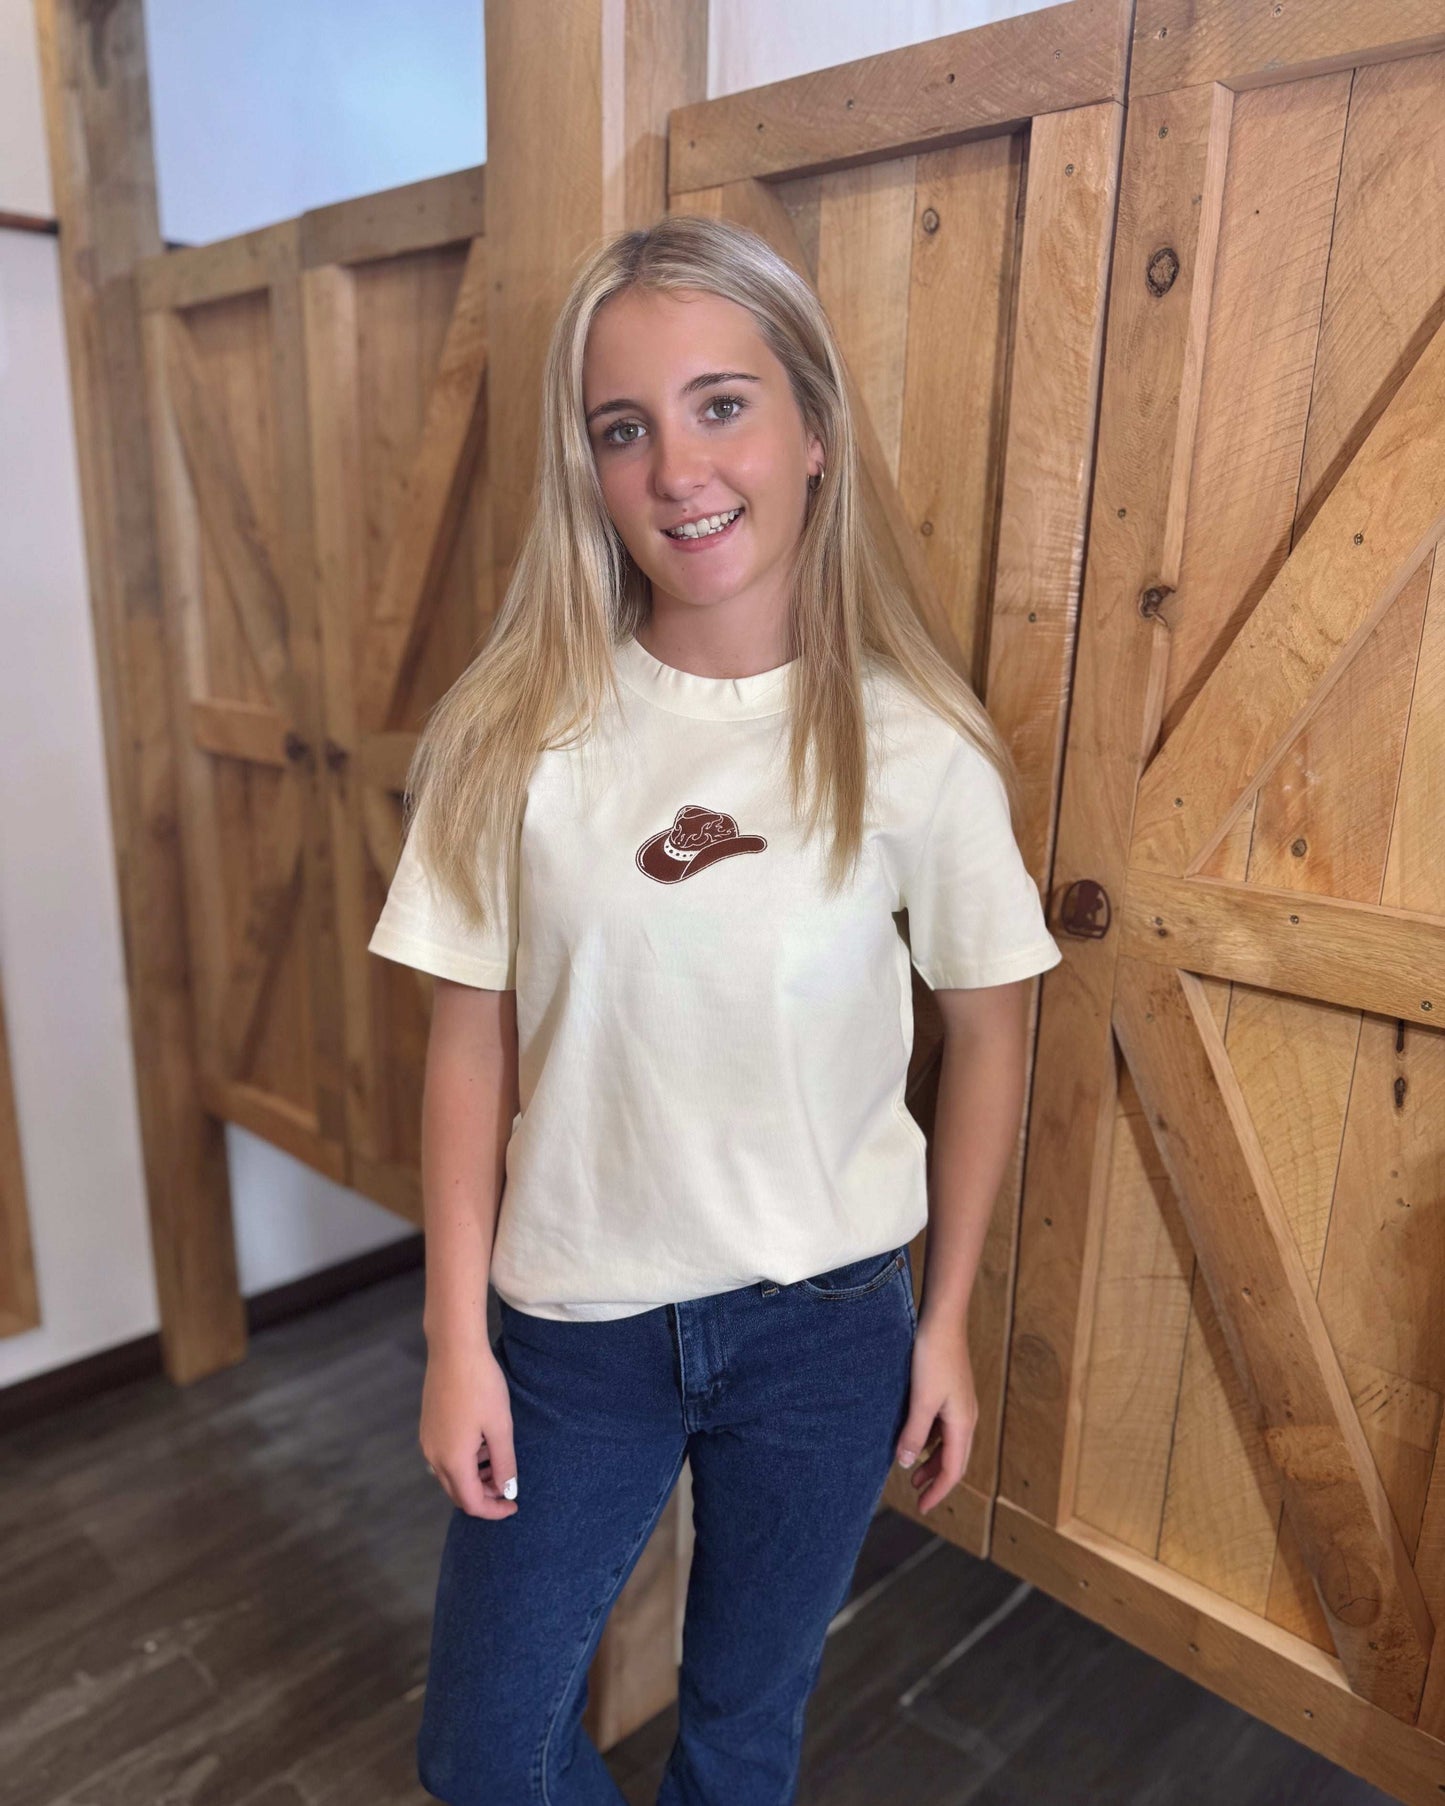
[367,633,1062,1320]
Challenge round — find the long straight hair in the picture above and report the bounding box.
[402,213,1017,934]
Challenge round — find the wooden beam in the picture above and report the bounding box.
[300,165,486,269]
[669,0,1130,191]
[34,0,246,1385]
[191,698,292,769]
[1121,872,1445,1025]
[137,218,295,314]
[1133,311,1445,879]
[1130,0,1445,98]
[1112,954,1434,1720]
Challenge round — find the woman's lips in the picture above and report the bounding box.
[660,507,744,552]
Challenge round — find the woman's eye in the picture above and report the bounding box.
[599,392,747,448]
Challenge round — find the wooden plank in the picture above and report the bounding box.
[999,81,1234,1526]
[356,238,490,731]
[668,0,1131,191]
[1120,873,1445,1023]
[136,218,296,314]
[300,165,486,269]
[689,175,965,672]
[191,698,291,768]
[36,0,246,1386]
[994,1504,1445,1806]
[0,967,40,1338]
[218,791,305,1078]
[200,1074,347,1183]
[1112,953,1433,1719]
[1131,0,1445,98]
[971,100,1121,871]
[1132,311,1445,880]
[893,133,1019,678]
[265,205,347,1161]
[161,313,302,726]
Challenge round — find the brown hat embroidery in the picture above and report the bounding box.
[636,803,768,884]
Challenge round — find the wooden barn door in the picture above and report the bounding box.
[669,0,1132,1554]
[139,222,345,1179]
[136,171,489,1209]
[995,5,1445,1796]
[300,174,491,1224]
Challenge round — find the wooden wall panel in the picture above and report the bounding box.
[995,1,1445,1791]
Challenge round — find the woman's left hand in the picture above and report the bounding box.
[895,1311,978,1514]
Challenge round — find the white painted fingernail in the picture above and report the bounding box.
[502,1476,518,1500]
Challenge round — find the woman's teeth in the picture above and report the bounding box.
[664,507,743,540]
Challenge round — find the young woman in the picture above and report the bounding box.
[368,214,1062,1806]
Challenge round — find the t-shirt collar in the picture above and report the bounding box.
[614,632,796,720]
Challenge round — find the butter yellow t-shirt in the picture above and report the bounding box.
[367,632,1062,1319]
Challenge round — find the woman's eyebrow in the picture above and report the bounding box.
[585,370,761,426]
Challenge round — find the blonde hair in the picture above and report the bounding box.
[403,212,1017,936]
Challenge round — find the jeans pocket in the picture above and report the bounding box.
[796,1246,905,1301]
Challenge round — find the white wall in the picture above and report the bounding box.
[0,0,1051,1389]
[144,0,487,245]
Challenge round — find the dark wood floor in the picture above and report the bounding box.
[0,1268,1397,1805]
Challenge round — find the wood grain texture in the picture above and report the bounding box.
[669,0,1131,190]
[35,0,246,1384]
[1113,956,1433,1719]
[1131,0,1445,97]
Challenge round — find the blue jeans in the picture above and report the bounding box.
[417,1241,919,1805]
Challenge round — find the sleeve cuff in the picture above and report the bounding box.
[912,937,1063,991]
[367,920,515,990]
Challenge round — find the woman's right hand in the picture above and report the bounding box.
[420,1335,520,1519]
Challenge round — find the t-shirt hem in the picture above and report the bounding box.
[367,920,515,989]
[913,938,1062,990]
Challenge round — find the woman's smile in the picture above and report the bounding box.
[660,505,746,552]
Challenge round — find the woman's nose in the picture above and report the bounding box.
[649,429,710,499]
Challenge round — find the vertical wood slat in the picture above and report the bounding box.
[34,0,246,1383]
[999,81,1234,1528]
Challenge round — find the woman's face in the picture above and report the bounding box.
[582,285,824,627]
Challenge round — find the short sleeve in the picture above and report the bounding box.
[367,795,519,990]
[900,736,1062,990]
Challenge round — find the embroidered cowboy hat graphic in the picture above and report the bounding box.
[636,803,767,884]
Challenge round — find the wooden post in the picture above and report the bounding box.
[33,0,246,1382]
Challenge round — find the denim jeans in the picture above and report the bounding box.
[417,1240,919,1805]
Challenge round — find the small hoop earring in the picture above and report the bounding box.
[808,468,824,492]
